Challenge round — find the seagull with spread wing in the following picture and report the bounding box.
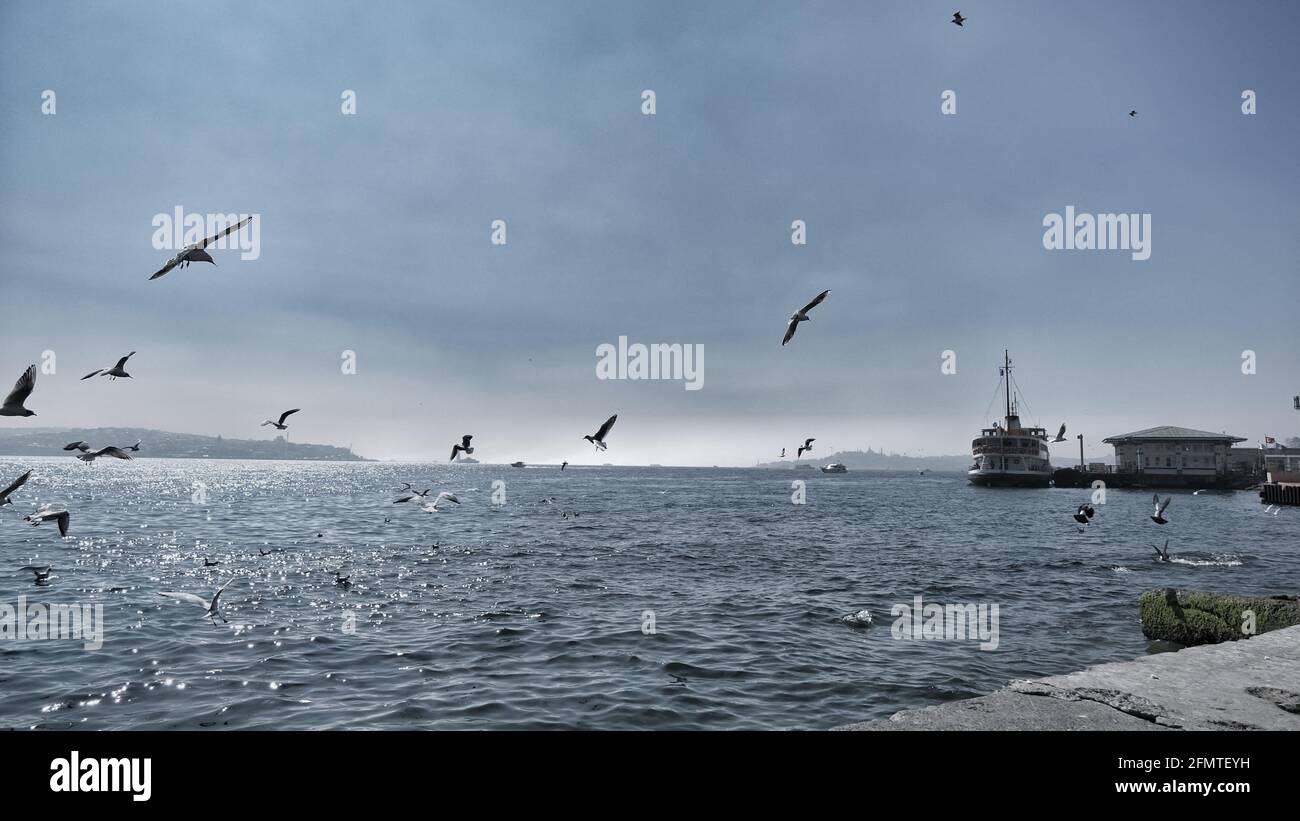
[450,435,475,461]
[82,351,136,381]
[261,409,300,430]
[584,414,618,451]
[77,446,133,463]
[797,438,815,458]
[158,581,233,623]
[0,365,37,417]
[0,470,32,507]
[150,216,254,280]
[1052,424,1067,443]
[1150,494,1171,525]
[421,492,461,513]
[24,507,70,537]
[63,441,91,453]
[782,290,830,346]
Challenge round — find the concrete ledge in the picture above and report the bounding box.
[835,624,1300,731]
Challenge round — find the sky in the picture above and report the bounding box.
[1,0,1297,465]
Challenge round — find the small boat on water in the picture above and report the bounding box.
[510,461,525,468]
[821,463,847,473]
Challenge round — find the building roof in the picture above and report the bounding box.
[1103,426,1246,444]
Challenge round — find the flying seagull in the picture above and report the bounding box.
[24,508,70,537]
[584,414,618,451]
[1072,503,1095,525]
[450,435,474,462]
[21,565,52,583]
[124,440,142,452]
[0,470,32,507]
[1129,110,1137,117]
[952,11,966,26]
[781,448,786,458]
[77,446,133,463]
[797,438,815,458]
[150,216,254,280]
[1052,424,1067,443]
[261,409,300,430]
[421,492,461,513]
[0,365,37,417]
[81,351,136,381]
[63,441,91,452]
[782,289,830,346]
[1152,539,1170,562]
[560,461,568,471]
[1150,494,1171,525]
[394,488,431,504]
[158,581,232,623]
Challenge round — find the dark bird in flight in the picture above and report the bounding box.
[781,448,786,458]
[150,216,254,280]
[450,435,474,462]
[261,409,300,430]
[335,571,352,589]
[63,441,91,452]
[560,461,568,471]
[952,11,966,26]
[797,438,815,458]
[0,365,37,417]
[77,446,133,463]
[24,508,70,537]
[782,289,830,346]
[1129,110,1137,117]
[394,489,431,504]
[1152,539,1170,562]
[584,414,618,451]
[0,470,33,507]
[1052,424,1067,443]
[82,352,136,381]
[124,440,142,452]
[1150,494,1171,525]
[1072,504,1095,525]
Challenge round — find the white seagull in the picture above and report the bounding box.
[158,581,233,623]
[450,435,475,461]
[261,409,300,430]
[81,351,136,381]
[394,488,432,504]
[0,364,37,417]
[150,216,253,280]
[1052,424,1067,443]
[782,289,830,346]
[584,414,618,451]
[24,507,70,537]
[421,492,461,513]
[0,470,32,507]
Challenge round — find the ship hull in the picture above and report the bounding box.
[967,470,1051,488]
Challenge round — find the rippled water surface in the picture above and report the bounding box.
[1,458,1296,730]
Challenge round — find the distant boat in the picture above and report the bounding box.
[510,461,525,468]
[456,456,479,464]
[649,463,663,467]
[821,463,847,473]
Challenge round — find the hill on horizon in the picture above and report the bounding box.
[0,427,367,461]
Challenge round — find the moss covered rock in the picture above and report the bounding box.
[1139,589,1300,646]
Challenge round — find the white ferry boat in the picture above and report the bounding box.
[968,350,1053,488]
[821,463,848,473]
